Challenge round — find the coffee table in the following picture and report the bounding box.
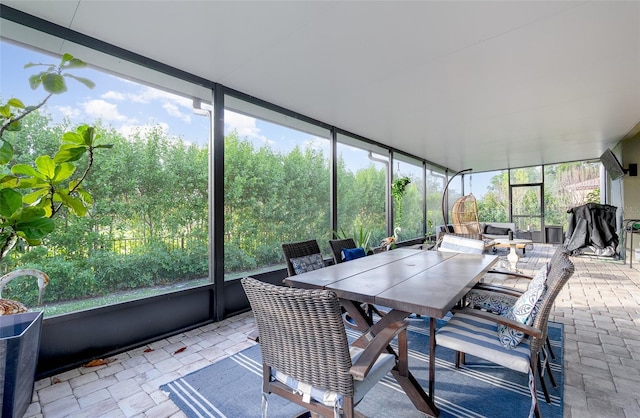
[493,238,533,271]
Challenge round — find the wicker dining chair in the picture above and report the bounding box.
[436,250,574,418]
[328,238,358,264]
[281,239,323,277]
[463,246,570,403]
[241,277,408,418]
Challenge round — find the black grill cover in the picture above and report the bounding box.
[565,203,618,254]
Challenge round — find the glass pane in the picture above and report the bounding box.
[224,96,331,278]
[393,155,424,241]
[426,165,446,237]
[512,185,542,240]
[446,174,463,225]
[464,170,509,223]
[544,161,601,230]
[337,134,388,250]
[510,166,542,184]
[0,40,211,316]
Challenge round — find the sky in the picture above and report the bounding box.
[1,39,496,193]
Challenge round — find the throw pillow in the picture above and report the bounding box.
[497,267,547,349]
[484,225,512,235]
[342,247,366,261]
[465,289,516,315]
[291,253,325,275]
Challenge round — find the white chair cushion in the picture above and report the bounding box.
[290,253,325,275]
[436,311,531,374]
[438,235,485,254]
[271,346,395,408]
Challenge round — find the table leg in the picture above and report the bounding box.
[341,302,440,416]
[429,317,436,403]
[507,243,520,270]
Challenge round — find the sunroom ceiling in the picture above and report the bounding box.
[2,1,639,172]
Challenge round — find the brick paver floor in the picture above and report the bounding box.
[24,244,640,417]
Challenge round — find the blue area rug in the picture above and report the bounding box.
[162,316,563,417]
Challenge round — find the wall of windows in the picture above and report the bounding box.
[393,154,425,241]
[426,165,446,236]
[223,95,331,277]
[465,163,601,236]
[464,170,509,223]
[544,161,601,229]
[1,38,212,316]
[336,134,388,249]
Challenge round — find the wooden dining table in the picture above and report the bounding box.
[284,248,498,417]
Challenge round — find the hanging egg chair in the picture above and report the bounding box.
[451,194,481,235]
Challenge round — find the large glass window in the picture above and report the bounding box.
[510,166,542,184]
[223,95,331,277]
[336,134,388,249]
[544,161,600,229]
[464,170,509,223]
[0,39,211,316]
[393,154,424,241]
[426,165,446,236]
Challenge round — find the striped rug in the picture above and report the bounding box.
[162,316,563,418]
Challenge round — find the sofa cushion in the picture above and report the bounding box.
[484,225,512,235]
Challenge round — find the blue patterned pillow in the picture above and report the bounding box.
[342,247,366,261]
[291,253,325,275]
[497,267,547,349]
[465,289,517,315]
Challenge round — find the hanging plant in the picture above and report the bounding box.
[391,176,411,229]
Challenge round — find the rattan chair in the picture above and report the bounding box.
[436,250,574,418]
[281,239,323,276]
[328,238,357,264]
[241,277,408,418]
[464,246,569,403]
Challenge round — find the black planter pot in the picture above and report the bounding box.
[1,311,43,418]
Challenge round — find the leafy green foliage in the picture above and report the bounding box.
[392,176,411,230]
[0,54,110,264]
[334,226,372,252]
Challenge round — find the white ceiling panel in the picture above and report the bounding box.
[1,0,638,172]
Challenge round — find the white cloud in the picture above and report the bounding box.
[101,90,126,101]
[82,99,128,122]
[162,102,192,124]
[305,136,329,152]
[224,111,271,144]
[105,85,196,124]
[55,105,81,119]
[119,122,169,139]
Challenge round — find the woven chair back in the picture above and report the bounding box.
[329,238,357,264]
[530,250,574,354]
[281,239,322,276]
[241,277,354,396]
[451,194,481,235]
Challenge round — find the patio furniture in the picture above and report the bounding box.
[437,233,492,254]
[464,246,568,403]
[436,250,574,418]
[493,238,533,271]
[281,239,323,277]
[451,194,482,235]
[328,237,358,264]
[329,237,386,321]
[285,248,499,416]
[241,277,408,418]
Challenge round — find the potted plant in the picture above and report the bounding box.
[0,53,111,418]
[392,176,411,232]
